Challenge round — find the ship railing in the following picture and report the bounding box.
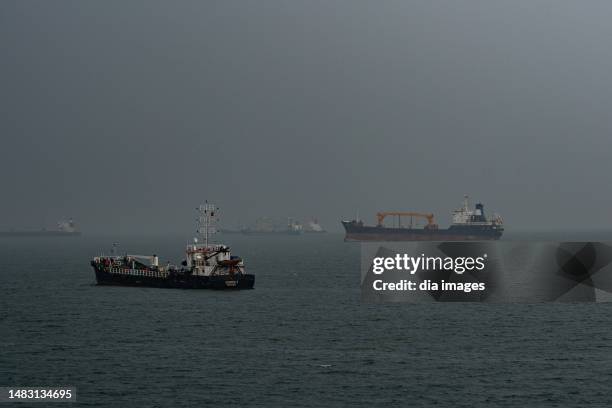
[451,221,499,226]
[108,267,169,278]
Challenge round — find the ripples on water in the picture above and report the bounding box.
[2,233,612,407]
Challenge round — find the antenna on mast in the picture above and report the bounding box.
[197,201,218,247]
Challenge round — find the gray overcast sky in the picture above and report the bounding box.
[1,0,612,233]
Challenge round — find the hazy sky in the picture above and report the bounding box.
[2,1,612,233]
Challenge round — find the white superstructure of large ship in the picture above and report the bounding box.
[452,195,503,226]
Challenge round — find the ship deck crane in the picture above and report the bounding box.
[376,212,438,230]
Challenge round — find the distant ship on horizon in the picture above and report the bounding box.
[220,217,328,236]
[342,196,503,241]
[241,217,303,235]
[304,218,327,234]
[0,219,81,237]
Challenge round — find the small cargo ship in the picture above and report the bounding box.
[0,219,81,237]
[91,203,254,290]
[342,196,503,241]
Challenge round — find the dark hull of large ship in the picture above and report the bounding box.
[92,264,255,290]
[342,221,503,241]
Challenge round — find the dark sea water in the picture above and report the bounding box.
[2,232,612,407]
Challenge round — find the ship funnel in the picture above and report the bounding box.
[152,255,159,267]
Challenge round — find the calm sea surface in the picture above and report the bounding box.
[2,232,612,407]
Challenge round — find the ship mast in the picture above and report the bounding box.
[196,202,218,247]
[463,194,470,211]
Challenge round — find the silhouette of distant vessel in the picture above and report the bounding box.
[220,217,327,236]
[0,219,81,237]
[304,218,327,234]
[240,217,303,235]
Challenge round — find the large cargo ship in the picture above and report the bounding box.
[0,219,81,237]
[91,203,254,290]
[342,196,503,241]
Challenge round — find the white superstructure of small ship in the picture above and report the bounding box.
[304,218,326,233]
[184,203,246,278]
[57,219,77,233]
